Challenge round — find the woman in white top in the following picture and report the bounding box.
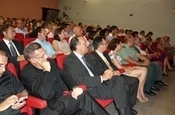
[52,28,71,55]
[108,38,149,102]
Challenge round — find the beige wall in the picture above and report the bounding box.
[0,0,59,19]
[59,0,175,44]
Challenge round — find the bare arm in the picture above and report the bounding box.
[111,58,124,69]
[52,40,69,55]
[125,55,150,66]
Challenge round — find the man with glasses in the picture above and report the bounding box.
[64,36,139,115]
[20,42,110,115]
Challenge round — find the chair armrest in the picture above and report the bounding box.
[118,69,125,73]
[26,96,47,109]
[122,63,136,67]
[63,85,87,96]
[78,84,87,91]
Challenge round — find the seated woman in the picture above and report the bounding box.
[147,37,174,75]
[52,28,71,55]
[108,38,148,103]
[161,36,175,66]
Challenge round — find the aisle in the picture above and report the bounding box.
[106,71,175,115]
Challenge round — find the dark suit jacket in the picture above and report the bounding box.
[0,39,24,65]
[85,51,118,75]
[20,60,77,114]
[64,52,102,88]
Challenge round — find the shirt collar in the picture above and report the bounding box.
[95,50,103,57]
[73,51,84,60]
[3,39,13,45]
[35,38,46,43]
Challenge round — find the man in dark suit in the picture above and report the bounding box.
[64,36,139,115]
[0,24,25,66]
[0,49,28,115]
[20,42,109,115]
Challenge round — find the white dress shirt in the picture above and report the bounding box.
[3,39,20,56]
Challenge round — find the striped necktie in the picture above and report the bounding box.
[9,41,18,57]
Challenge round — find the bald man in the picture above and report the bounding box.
[69,26,85,42]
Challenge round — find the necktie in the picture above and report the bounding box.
[9,41,18,57]
[81,56,94,76]
[100,54,114,71]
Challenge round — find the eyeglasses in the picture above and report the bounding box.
[34,52,47,59]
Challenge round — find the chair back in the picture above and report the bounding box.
[15,33,25,43]
[23,38,36,47]
[7,63,33,115]
[7,63,18,78]
[47,38,54,44]
[19,60,28,71]
[56,54,66,69]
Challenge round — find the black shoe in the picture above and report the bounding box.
[159,81,169,87]
[151,86,160,91]
[132,109,138,114]
[154,83,163,87]
[144,90,156,96]
[155,81,163,87]
[163,73,169,76]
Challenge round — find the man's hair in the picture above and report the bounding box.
[35,26,43,34]
[69,36,80,51]
[93,36,104,50]
[123,35,133,43]
[99,28,108,37]
[108,25,118,33]
[23,42,42,60]
[140,30,145,34]
[61,23,69,29]
[0,24,11,34]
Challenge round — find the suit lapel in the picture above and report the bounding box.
[92,51,106,65]
[71,53,95,76]
[12,40,23,55]
[1,40,12,56]
[103,52,117,70]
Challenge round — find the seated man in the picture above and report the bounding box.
[15,19,28,35]
[0,50,28,115]
[20,42,109,115]
[64,36,139,115]
[118,35,160,96]
[69,26,89,46]
[33,27,57,58]
[0,24,25,67]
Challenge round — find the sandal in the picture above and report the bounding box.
[167,68,174,71]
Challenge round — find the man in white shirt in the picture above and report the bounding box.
[0,24,25,66]
[15,19,28,35]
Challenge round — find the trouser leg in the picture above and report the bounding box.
[59,94,109,115]
[144,65,156,91]
[81,92,110,115]
[121,75,139,108]
[63,92,109,115]
[151,62,163,80]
